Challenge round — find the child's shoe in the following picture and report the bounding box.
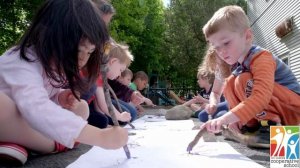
[0,142,28,166]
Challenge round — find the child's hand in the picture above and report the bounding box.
[205,103,217,115]
[102,126,128,149]
[190,103,202,112]
[200,117,224,133]
[193,95,206,103]
[58,89,80,110]
[130,91,144,106]
[200,112,239,133]
[144,98,156,107]
[118,112,131,122]
[228,122,243,134]
[136,105,145,116]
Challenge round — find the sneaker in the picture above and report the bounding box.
[0,142,28,166]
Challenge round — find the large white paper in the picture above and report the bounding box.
[68,115,265,168]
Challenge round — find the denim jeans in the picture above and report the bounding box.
[197,101,229,122]
[111,99,138,122]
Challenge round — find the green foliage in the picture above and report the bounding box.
[110,0,166,74]
[0,0,43,54]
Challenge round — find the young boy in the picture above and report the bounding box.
[201,5,300,134]
[109,68,139,122]
[118,68,133,86]
[129,71,155,114]
[81,42,134,128]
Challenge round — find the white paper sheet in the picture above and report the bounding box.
[68,115,265,168]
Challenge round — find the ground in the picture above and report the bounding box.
[0,106,270,168]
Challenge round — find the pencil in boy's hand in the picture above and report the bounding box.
[186,127,207,153]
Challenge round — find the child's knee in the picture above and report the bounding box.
[235,72,254,97]
[198,111,208,122]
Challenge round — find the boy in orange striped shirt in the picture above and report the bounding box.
[200,5,300,134]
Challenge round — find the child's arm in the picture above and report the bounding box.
[130,91,144,106]
[183,98,197,106]
[193,95,209,104]
[143,97,156,106]
[200,111,240,133]
[76,124,128,149]
[206,78,224,115]
[94,87,131,122]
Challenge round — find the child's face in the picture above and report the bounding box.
[102,13,113,25]
[197,77,208,88]
[207,28,251,65]
[136,79,148,91]
[78,39,95,69]
[117,74,132,86]
[107,58,127,80]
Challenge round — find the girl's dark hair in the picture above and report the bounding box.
[15,0,109,99]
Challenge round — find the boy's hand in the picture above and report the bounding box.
[144,98,156,107]
[200,112,239,133]
[118,111,131,122]
[228,122,243,133]
[58,89,80,110]
[130,91,144,106]
[200,117,224,133]
[136,105,145,116]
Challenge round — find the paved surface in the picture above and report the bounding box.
[0,107,269,168]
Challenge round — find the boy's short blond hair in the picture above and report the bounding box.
[121,68,133,78]
[109,43,133,67]
[202,5,250,39]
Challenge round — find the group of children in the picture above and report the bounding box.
[0,0,154,165]
[0,0,299,166]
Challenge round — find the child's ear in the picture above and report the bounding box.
[109,58,118,65]
[245,28,253,42]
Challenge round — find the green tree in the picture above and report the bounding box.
[0,0,43,54]
[110,0,166,74]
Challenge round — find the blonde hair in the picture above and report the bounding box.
[200,45,231,79]
[202,5,250,39]
[121,68,133,78]
[109,43,133,67]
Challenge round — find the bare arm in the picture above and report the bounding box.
[206,78,224,115]
[76,124,128,149]
[94,87,131,122]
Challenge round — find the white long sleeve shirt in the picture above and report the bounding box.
[0,48,87,148]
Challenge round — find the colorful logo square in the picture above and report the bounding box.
[270,126,300,168]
